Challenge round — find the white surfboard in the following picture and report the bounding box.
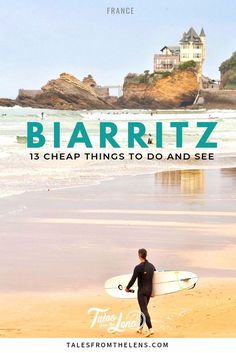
[105,271,198,299]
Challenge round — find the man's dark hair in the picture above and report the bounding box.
[138,248,147,259]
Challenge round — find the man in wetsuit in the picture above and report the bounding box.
[125,248,156,337]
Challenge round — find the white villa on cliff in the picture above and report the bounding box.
[154,27,206,80]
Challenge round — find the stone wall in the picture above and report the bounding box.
[201,89,236,108]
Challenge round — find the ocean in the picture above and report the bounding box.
[0,106,236,199]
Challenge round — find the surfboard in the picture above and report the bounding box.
[105,271,198,299]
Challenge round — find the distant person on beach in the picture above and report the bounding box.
[147,133,153,145]
[41,112,44,120]
[125,248,156,337]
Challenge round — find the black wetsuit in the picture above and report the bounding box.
[127,260,156,329]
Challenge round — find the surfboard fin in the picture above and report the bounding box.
[188,283,197,290]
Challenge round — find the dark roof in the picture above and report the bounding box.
[160,46,180,54]
[168,46,180,52]
[200,28,206,37]
[180,27,202,43]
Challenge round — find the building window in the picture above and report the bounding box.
[194,45,200,49]
[193,53,200,58]
[183,44,189,49]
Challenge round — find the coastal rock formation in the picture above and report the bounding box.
[5,68,236,110]
[16,73,113,110]
[82,74,97,88]
[82,74,110,99]
[0,98,16,107]
[120,69,199,108]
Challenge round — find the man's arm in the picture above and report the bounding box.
[126,266,138,291]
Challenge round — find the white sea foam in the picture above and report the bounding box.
[0,107,236,198]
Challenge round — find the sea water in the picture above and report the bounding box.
[0,106,236,199]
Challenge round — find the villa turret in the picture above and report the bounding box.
[154,27,206,81]
[180,27,206,79]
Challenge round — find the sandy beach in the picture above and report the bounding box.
[0,168,236,337]
[0,278,235,338]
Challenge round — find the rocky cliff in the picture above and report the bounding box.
[82,74,97,88]
[0,98,15,107]
[1,69,200,110]
[120,69,199,109]
[16,73,113,110]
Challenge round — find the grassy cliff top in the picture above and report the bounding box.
[124,61,197,85]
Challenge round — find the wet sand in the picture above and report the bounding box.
[0,168,236,337]
[0,168,235,292]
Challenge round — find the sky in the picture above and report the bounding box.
[0,0,236,97]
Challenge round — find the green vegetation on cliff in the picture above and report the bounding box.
[178,60,197,70]
[122,66,198,109]
[219,52,236,89]
[125,61,196,85]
